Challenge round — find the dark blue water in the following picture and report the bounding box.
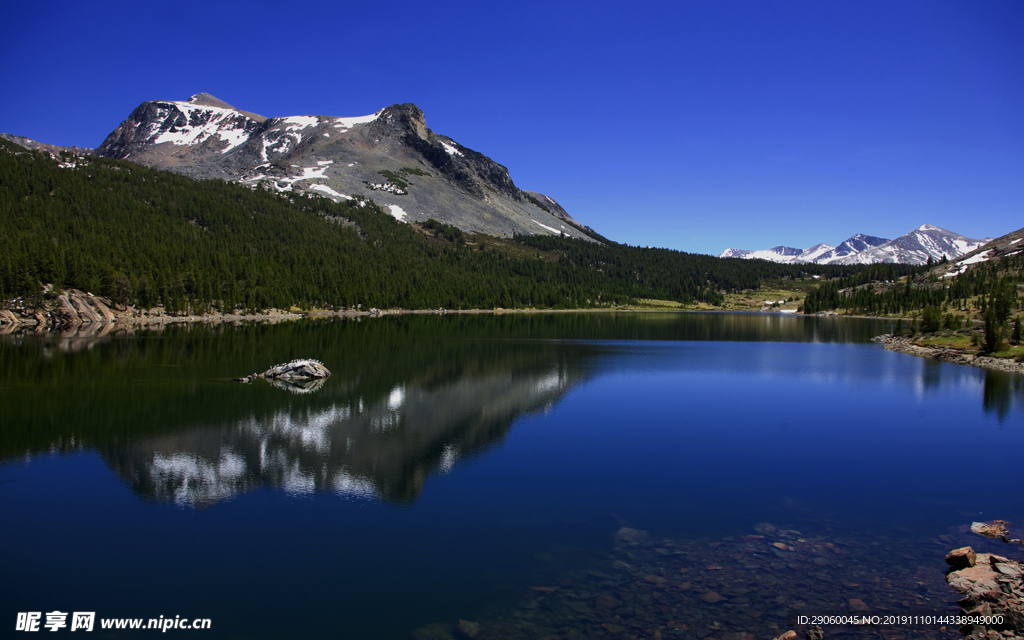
[1,314,1021,639]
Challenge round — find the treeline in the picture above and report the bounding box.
[0,138,873,312]
[517,235,870,306]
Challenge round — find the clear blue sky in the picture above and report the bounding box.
[1,0,1021,255]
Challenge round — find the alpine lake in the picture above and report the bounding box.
[2,312,1022,640]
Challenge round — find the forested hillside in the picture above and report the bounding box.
[1,139,867,313]
[803,256,1022,317]
[802,250,1023,354]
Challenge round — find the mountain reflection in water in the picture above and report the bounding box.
[105,362,581,506]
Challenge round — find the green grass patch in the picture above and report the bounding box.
[635,299,684,309]
[378,170,409,191]
[912,335,974,349]
[722,286,804,311]
[990,345,1024,359]
[377,168,432,192]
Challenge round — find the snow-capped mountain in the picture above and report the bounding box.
[720,234,889,264]
[818,234,890,263]
[719,226,988,266]
[834,225,988,265]
[719,244,833,264]
[87,93,594,239]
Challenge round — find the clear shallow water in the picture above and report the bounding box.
[1,313,1022,639]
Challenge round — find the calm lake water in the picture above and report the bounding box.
[2,313,1022,639]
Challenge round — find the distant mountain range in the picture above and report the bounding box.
[2,93,596,240]
[720,225,990,266]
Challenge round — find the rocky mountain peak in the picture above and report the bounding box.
[371,103,428,141]
[187,92,233,109]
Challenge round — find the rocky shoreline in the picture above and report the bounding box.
[0,292,761,334]
[945,549,1024,640]
[0,288,476,333]
[945,521,1024,640]
[873,335,1024,375]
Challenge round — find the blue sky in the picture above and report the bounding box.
[1,0,1021,255]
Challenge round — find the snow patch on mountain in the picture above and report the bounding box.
[960,250,993,266]
[308,184,351,200]
[440,140,464,157]
[146,102,253,153]
[532,219,560,234]
[387,204,409,223]
[281,116,320,131]
[331,112,381,130]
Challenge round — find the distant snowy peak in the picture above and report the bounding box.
[831,234,889,259]
[719,226,987,266]
[798,243,836,263]
[719,246,805,263]
[839,225,988,265]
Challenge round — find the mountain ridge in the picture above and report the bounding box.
[88,94,594,240]
[720,225,989,266]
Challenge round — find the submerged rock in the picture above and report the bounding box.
[412,623,455,640]
[456,619,480,639]
[614,527,650,546]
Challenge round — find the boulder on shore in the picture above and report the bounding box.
[945,546,1024,639]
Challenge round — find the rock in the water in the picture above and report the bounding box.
[595,594,621,609]
[455,619,480,639]
[261,359,330,380]
[412,623,455,640]
[848,598,869,611]
[614,527,650,546]
[945,546,977,569]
